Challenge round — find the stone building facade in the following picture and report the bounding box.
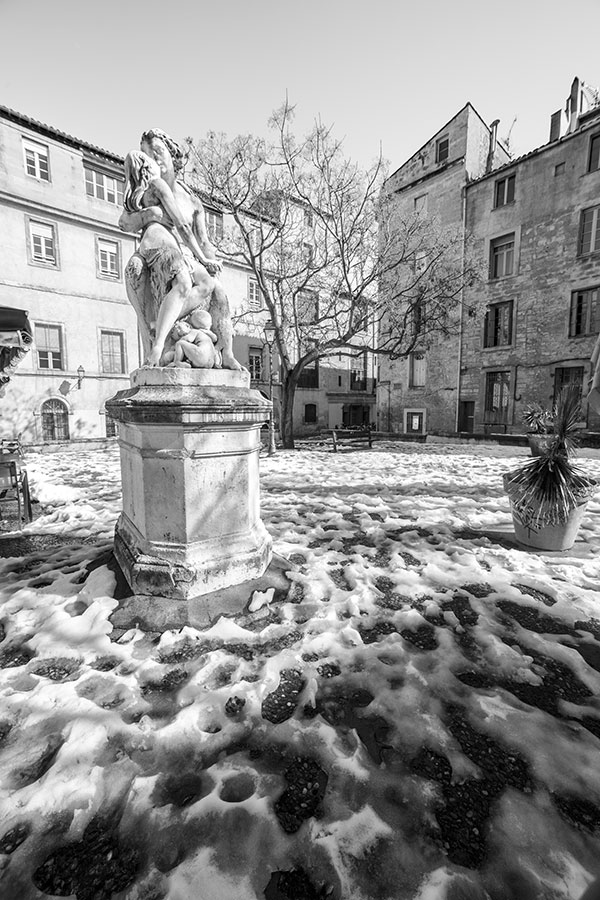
[460,80,600,435]
[378,104,510,435]
[0,105,139,443]
[380,77,600,437]
[0,106,372,444]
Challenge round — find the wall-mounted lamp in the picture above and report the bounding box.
[76,365,85,389]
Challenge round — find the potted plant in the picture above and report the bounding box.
[521,402,555,456]
[504,384,596,550]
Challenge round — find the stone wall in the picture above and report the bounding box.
[460,118,600,433]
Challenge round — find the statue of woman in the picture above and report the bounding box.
[122,150,217,366]
[119,128,242,371]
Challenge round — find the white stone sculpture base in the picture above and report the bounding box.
[105,367,273,607]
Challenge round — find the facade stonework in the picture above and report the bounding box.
[0,107,374,444]
[379,105,510,435]
[380,78,600,437]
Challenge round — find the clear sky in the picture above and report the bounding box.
[1,0,600,172]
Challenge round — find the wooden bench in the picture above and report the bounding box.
[331,428,374,452]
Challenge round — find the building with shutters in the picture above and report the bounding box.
[0,105,141,443]
[379,76,600,437]
[0,105,374,444]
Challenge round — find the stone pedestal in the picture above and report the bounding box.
[105,367,273,603]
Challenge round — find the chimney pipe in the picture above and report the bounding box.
[485,119,500,173]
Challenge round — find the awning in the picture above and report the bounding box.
[0,306,33,381]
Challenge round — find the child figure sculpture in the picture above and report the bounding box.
[165,308,220,369]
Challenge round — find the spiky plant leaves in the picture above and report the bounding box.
[505,456,595,528]
[522,402,553,434]
[552,382,583,456]
[506,384,596,528]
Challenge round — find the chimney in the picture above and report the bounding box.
[549,110,563,142]
[485,119,500,173]
[566,76,581,134]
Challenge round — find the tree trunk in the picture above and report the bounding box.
[280,371,299,449]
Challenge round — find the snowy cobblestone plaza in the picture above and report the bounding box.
[1,442,600,899]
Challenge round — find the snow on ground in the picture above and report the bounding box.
[1,442,600,900]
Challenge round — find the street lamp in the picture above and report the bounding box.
[76,365,85,389]
[263,320,277,456]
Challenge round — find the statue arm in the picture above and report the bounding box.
[119,206,164,234]
[149,180,219,272]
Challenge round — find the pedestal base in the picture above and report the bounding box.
[109,553,294,632]
[113,513,272,600]
[106,367,273,604]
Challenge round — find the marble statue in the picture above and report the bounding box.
[164,309,220,369]
[119,129,242,370]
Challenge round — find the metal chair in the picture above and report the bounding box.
[0,452,32,530]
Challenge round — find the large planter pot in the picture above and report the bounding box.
[509,499,589,550]
[527,434,555,457]
[503,472,596,551]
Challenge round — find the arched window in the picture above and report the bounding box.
[41,399,69,442]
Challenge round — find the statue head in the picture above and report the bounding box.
[171,320,191,339]
[140,128,186,180]
[123,150,160,212]
[189,308,212,330]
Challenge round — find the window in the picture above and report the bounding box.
[494,174,515,208]
[485,370,510,419]
[554,367,584,405]
[412,296,426,334]
[206,209,223,243]
[248,278,263,311]
[405,410,425,434]
[248,347,263,381]
[578,206,600,256]
[303,209,313,228]
[490,234,515,279]
[298,364,319,389]
[414,194,428,214]
[350,354,368,391]
[436,136,449,164]
[35,323,64,370]
[41,399,69,442]
[304,403,317,423]
[570,287,598,337]
[96,238,120,278]
[554,162,565,177]
[29,219,58,266]
[84,167,123,205]
[297,290,318,324]
[414,251,427,274]
[100,330,125,374]
[303,242,314,266]
[23,138,50,181]
[410,351,427,387]
[588,134,600,173]
[484,300,513,347]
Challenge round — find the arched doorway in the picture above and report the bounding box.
[41,399,70,441]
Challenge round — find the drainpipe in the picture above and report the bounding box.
[454,182,468,434]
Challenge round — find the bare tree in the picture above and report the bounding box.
[186,102,481,448]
